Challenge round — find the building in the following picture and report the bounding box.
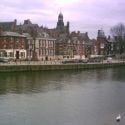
[26,32,56,61]
[16,19,39,36]
[0,30,27,60]
[70,32,92,59]
[55,31,93,60]
[55,34,69,59]
[95,29,108,55]
[42,12,70,39]
[56,12,69,34]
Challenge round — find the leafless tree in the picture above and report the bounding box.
[110,23,125,37]
[110,23,125,54]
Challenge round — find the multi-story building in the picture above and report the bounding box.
[16,19,39,36]
[0,12,96,61]
[0,30,27,60]
[56,12,69,34]
[26,32,56,61]
[42,11,70,39]
[70,32,93,59]
[55,31,93,59]
[95,29,108,55]
[55,34,69,59]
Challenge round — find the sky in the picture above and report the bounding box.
[0,0,125,38]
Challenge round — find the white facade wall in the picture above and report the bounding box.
[0,49,27,60]
[27,37,56,61]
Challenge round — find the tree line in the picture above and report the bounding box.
[110,23,125,54]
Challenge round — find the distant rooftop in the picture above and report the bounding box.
[98,29,106,38]
[1,31,26,37]
[23,33,31,38]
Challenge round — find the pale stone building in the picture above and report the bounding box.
[26,32,56,61]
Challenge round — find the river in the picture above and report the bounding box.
[0,68,125,125]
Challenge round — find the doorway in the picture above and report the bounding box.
[16,51,19,59]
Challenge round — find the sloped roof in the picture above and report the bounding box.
[23,33,31,38]
[1,31,26,37]
[78,33,90,42]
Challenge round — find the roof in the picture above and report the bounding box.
[1,31,26,37]
[59,12,63,18]
[78,33,90,42]
[23,33,31,38]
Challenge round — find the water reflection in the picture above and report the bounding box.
[0,68,125,95]
[0,70,82,94]
[0,68,125,125]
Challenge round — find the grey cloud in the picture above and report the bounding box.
[0,0,125,38]
[0,0,45,10]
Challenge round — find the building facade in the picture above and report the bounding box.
[26,32,56,61]
[56,12,69,34]
[0,31,27,60]
[55,31,93,60]
[42,12,70,39]
[95,29,108,55]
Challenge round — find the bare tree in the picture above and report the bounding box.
[110,23,125,54]
[111,23,125,36]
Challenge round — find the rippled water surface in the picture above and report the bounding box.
[0,68,125,125]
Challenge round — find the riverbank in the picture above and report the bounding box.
[0,61,125,72]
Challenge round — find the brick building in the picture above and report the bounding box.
[55,31,93,59]
[0,30,27,60]
[95,29,108,55]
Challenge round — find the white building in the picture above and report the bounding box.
[26,32,56,61]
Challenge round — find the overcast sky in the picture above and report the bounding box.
[0,0,125,38]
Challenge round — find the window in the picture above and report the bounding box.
[21,52,25,58]
[16,38,19,43]
[4,52,7,57]
[9,52,14,57]
[100,43,104,49]
[4,44,6,49]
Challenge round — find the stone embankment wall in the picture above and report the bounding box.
[0,63,125,72]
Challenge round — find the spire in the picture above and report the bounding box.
[58,12,63,19]
[57,11,64,29]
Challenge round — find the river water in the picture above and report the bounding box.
[0,68,125,125]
